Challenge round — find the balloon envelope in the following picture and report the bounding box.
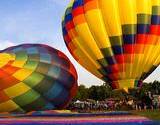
[62,0,160,91]
[0,44,78,113]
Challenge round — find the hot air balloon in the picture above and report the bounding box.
[0,44,78,113]
[62,0,160,92]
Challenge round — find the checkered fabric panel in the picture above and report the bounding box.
[0,44,78,113]
[62,0,160,90]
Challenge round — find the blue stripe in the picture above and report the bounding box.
[65,13,72,24]
[62,27,68,36]
[137,24,150,34]
[73,0,84,9]
[106,56,116,65]
[40,53,51,63]
[27,47,39,54]
[151,15,160,24]
[12,47,23,53]
[48,66,61,79]
[44,82,63,100]
[112,46,123,55]
[123,35,135,44]
[52,88,69,106]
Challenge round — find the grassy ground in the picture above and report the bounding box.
[131,110,160,120]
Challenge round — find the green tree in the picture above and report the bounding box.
[74,85,89,100]
[151,81,160,94]
[88,84,112,101]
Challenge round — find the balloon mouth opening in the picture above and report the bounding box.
[111,79,143,92]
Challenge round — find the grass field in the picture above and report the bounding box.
[132,110,160,120]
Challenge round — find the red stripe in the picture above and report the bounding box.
[66,21,75,31]
[150,25,160,35]
[108,73,119,81]
[115,55,124,64]
[136,34,147,44]
[123,45,134,54]
[2,65,20,75]
[64,35,72,43]
[72,7,84,17]
[84,0,93,4]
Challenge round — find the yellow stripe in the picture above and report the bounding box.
[144,45,160,73]
[67,23,103,69]
[0,100,19,112]
[118,0,137,24]
[73,48,103,78]
[0,53,15,68]
[12,60,27,68]
[68,28,101,63]
[4,82,30,99]
[118,79,135,89]
[152,0,160,6]
[74,24,104,59]
[84,0,111,48]
[84,9,111,48]
[13,69,33,81]
[154,39,160,65]
[132,0,152,79]
[99,0,122,36]
[137,0,152,14]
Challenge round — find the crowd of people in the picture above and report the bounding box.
[68,93,160,112]
[135,92,160,110]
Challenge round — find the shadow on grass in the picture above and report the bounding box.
[131,110,160,120]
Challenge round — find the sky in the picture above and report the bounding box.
[0,0,159,87]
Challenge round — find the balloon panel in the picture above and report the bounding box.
[62,0,160,90]
[0,44,78,113]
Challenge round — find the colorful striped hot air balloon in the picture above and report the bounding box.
[0,44,78,113]
[62,0,160,92]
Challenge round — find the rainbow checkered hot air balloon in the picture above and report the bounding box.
[0,44,78,113]
[62,0,160,92]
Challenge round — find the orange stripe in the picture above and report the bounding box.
[73,15,86,25]
[146,35,157,44]
[68,29,78,39]
[68,42,77,52]
[134,44,144,54]
[2,65,20,75]
[84,0,99,12]
[0,91,10,103]
[0,76,19,90]
[124,54,133,63]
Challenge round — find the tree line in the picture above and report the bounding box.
[74,81,160,101]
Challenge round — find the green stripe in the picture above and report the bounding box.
[109,36,123,46]
[24,72,44,87]
[21,97,48,112]
[98,68,108,76]
[152,6,160,15]
[97,58,108,67]
[36,62,51,74]
[13,89,40,107]
[134,80,138,87]
[28,54,40,61]
[23,61,38,70]
[33,76,54,94]
[101,48,114,57]
[65,7,72,16]
[122,24,137,34]
[15,51,28,61]
[137,14,151,24]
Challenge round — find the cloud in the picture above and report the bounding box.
[0,40,15,50]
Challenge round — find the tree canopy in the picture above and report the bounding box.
[74,81,160,101]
